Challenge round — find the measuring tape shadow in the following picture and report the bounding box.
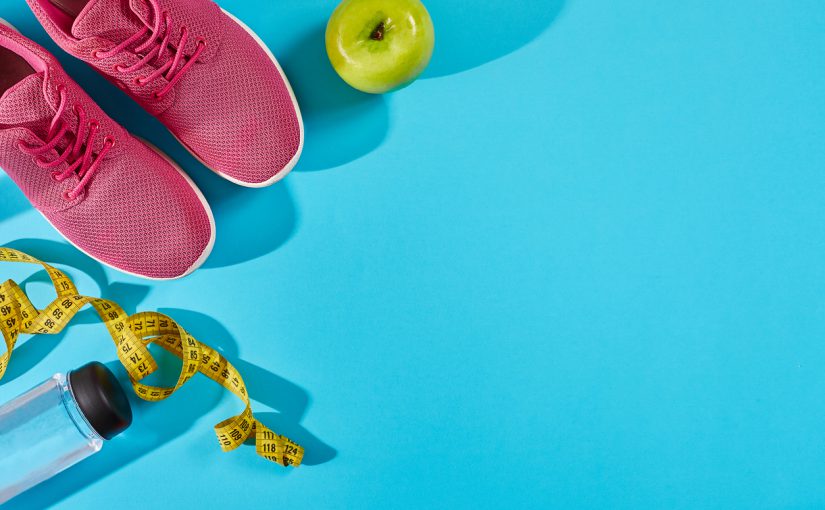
[0,239,149,384]
[0,246,305,469]
[160,307,337,466]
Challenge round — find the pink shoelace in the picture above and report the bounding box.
[17,85,115,201]
[93,0,206,100]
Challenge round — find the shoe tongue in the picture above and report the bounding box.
[72,0,145,42]
[0,73,53,131]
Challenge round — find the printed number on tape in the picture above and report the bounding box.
[0,247,303,467]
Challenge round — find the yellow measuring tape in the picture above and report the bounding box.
[0,247,303,467]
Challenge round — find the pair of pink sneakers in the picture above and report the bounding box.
[0,0,303,279]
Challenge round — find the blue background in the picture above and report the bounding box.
[1,0,825,508]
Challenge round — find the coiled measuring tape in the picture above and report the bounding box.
[0,247,303,467]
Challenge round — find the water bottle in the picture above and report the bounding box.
[0,362,133,503]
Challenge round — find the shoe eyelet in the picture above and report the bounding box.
[104,136,116,148]
[152,92,161,100]
[50,171,61,182]
[134,77,144,86]
[114,64,126,73]
[92,49,107,60]
[196,38,206,49]
[62,190,75,201]
[15,139,26,151]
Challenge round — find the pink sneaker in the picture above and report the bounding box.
[27,0,304,187]
[0,21,215,279]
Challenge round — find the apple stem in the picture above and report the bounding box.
[370,21,385,41]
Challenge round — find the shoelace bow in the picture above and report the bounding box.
[93,0,206,100]
[17,85,114,201]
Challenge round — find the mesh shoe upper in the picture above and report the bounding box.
[27,0,304,186]
[0,24,214,279]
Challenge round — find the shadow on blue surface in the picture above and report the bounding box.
[0,239,151,385]
[2,270,333,509]
[160,308,336,466]
[0,177,28,223]
[281,24,390,172]
[200,180,298,268]
[423,0,566,78]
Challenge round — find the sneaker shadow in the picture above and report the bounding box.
[279,24,390,172]
[421,0,567,79]
[0,238,150,385]
[0,175,28,223]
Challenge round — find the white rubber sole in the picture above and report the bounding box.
[138,137,217,278]
[169,9,304,188]
[0,17,20,33]
[2,138,217,281]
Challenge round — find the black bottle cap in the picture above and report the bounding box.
[68,362,133,440]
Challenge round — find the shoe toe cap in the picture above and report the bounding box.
[44,141,215,279]
[161,16,304,186]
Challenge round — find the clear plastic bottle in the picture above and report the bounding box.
[0,362,132,503]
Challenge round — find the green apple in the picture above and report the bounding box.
[326,0,435,94]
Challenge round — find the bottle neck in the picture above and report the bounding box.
[58,374,105,443]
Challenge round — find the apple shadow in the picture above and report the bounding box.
[422,0,567,78]
[280,25,390,172]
